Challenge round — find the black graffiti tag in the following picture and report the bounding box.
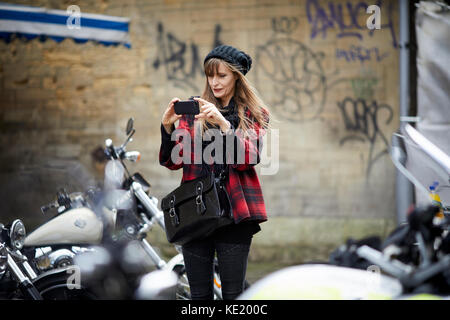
[153,23,222,91]
[271,16,299,34]
[337,97,393,178]
[255,17,327,122]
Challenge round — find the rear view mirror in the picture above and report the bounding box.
[126,118,134,136]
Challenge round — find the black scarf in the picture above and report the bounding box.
[201,98,239,177]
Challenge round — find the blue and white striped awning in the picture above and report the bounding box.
[0,2,131,48]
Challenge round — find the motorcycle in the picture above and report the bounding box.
[22,118,226,299]
[239,209,450,300]
[238,124,450,300]
[0,219,93,300]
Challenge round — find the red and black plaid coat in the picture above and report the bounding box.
[159,108,268,224]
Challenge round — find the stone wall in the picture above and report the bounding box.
[0,0,400,263]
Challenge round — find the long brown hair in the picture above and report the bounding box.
[197,58,271,137]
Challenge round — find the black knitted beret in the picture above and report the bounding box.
[204,45,252,75]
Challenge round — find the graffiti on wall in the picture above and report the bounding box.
[306,0,397,48]
[337,96,393,178]
[326,68,392,179]
[336,45,389,63]
[254,17,328,122]
[150,13,395,178]
[152,23,223,92]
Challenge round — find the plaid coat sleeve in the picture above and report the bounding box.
[226,165,268,223]
[224,108,269,223]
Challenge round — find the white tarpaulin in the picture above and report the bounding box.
[408,2,450,207]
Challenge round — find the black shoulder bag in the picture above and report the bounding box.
[161,167,234,245]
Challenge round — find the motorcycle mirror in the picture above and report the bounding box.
[126,118,134,136]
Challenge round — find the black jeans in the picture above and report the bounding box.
[182,236,252,300]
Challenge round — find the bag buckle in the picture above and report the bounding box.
[195,181,206,215]
[169,195,179,227]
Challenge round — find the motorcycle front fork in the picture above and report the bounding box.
[7,253,42,300]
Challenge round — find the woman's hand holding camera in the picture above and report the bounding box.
[194,97,231,134]
[162,97,182,134]
[162,97,231,134]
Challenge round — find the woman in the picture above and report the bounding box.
[159,45,270,300]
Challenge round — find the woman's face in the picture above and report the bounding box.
[207,62,237,104]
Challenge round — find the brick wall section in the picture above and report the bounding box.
[0,0,399,263]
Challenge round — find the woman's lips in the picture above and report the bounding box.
[213,88,222,93]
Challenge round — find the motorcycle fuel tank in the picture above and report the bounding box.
[237,264,403,300]
[24,208,104,247]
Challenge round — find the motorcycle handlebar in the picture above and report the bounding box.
[356,245,413,279]
[40,201,58,214]
[105,139,119,160]
[40,190,97,215]
[358,243,450,290]
[105,138,140,163]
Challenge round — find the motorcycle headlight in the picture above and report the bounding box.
[9,220,26,250]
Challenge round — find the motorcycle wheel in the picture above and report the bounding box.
[32,267,97,300]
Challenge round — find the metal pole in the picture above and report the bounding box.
[396,0,414,224]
